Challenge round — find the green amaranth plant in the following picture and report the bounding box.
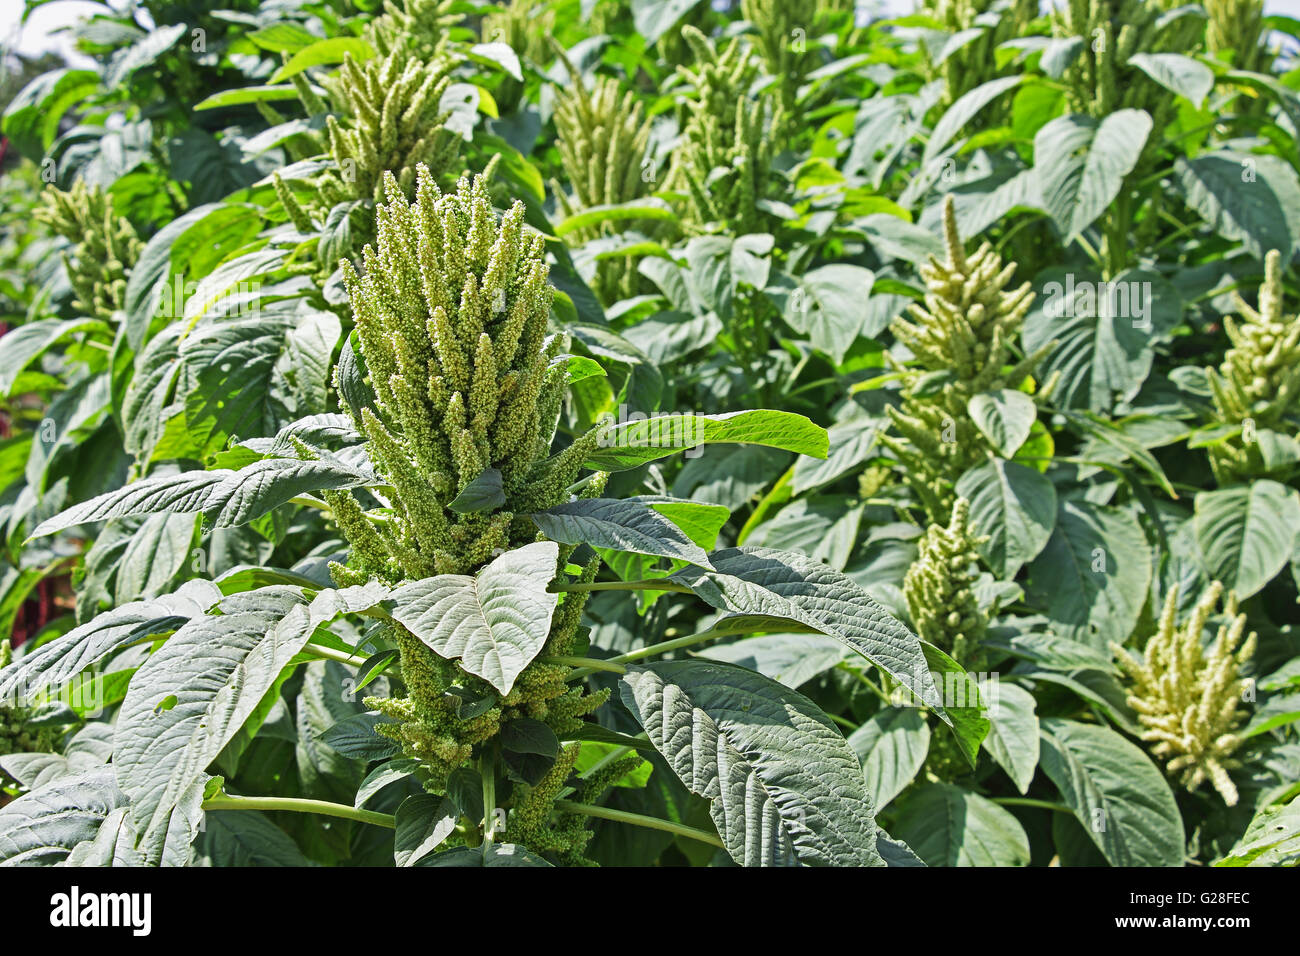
[0,641,57,761]
[919,0,1037,110]
[550,46,654,305]
[273,44,460,240]
[668,26,785,234]
[1112,583,1256,806]
[34,180,142,323]
[1205,249,1300,483]
[365,0,460,61]
[878,197,1050,522]
[739,0,845,114]
[1207,0,1268,73]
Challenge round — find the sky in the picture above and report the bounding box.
[5,0,1300,66]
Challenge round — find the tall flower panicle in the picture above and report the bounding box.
[1206,249,1300,482]
[35,180,142,322]
[1113,583,1256,806]
[329,162,606,584]
[1207,0,1269,73]
[904,498,988,670]
[879,197,1049,522]
[668,26,785,234]
[551,44,653,305]
[919,0,1037,110]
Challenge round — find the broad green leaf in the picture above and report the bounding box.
[394,795,458,866]
[197,811,316,866]
[269,37,375,83]
[121,202,219,350]
[468,41,523,80]
[634,497,729,551]
[699,633,851,689]
[0,769,128,866]
[449,468,505,514]
[1128,53,1214,109]
[29,456,373,539]
[967,389,1036,457]
[584,409,828,471]
[620,660,884,866]
[921,642,989,766]
[1039,718,1184,866]
[956,458,1057,579]
[2,69,99,158]
[105,23,188,88]
[1034,110,1152,239]
[388,542,560,695]
[892,784,1031,866]
[669,546,948,718]
[1194,481,1300,600]
[1175,151,1300,258]
[781,264,876,363]
[0,580,219,700]
[1021,267,1182,411]
[1215,796,1300,867]
[1026,500,1152,650]
[247,23,318,53]
[418,843,553,866]
[531,497,714,569]
[847,707,930,809]
[791,414,880,494]
[115,585,387,859]
[981,683,1040,794]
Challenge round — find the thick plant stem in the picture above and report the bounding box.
[480,749,497,847]
[202,794,396,829]
[565,628,728,680]
[550,580,692,594]
[553,799,724,849]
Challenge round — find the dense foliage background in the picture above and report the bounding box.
[0,0,1297,867]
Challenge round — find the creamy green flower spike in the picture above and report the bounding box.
[1113,583,1256,806]
[1206,250,1300,482]
[331,163,606,582]
[551,44,653,305]
[365,0,459,60]
[35,180,142,323]
[879,197,1049,522]
[484,0,555,66]
[669,25,784,234]
[904,498,988,670]
[738,0,844,114]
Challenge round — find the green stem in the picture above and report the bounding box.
[481,749,497,847]
[566,627,729,680]
[542,655,627,675]
[553,799,725,849]
[202,794,395,829]
[303,642,367,667]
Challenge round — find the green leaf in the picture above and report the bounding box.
[29,457,373,539]
[1026,500,1152,650]
[394,795,458,866]
[418,843,552,866]
[247,23,319,53]
[500,718,559,757]
[468,41,523,81]
[620,660,884,866]
[449,468,506,514]
[554,198,675,237]
[1215,796,1300,867]
[783,264,876,363]
[891,784,1031,866]
[197,811,316,866]
[0,318,110,397]
[1033,110,1152,239]
[116,585,388,859]
[1175,151,1300,258]
[388,542,560,695]
[922,75,1024,167]
[1194,481,1300,600]
[584,409,828,471]
[0,769,129,866]
[105,23,187,88]
[194,85,303,110]
[1038,718,1185,867]
[847,707,930,810]
[982,683,1040,795]
[269,37,375,83]
[669,546,948,719]
[2,69,100,159]
[0,580,218,701]
[967,389,1037,457]
[317,713,401,761]
[532,497,714,569]
[921,642,989,767]
[956,459,1057,579]
[1128,53,1214,109]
